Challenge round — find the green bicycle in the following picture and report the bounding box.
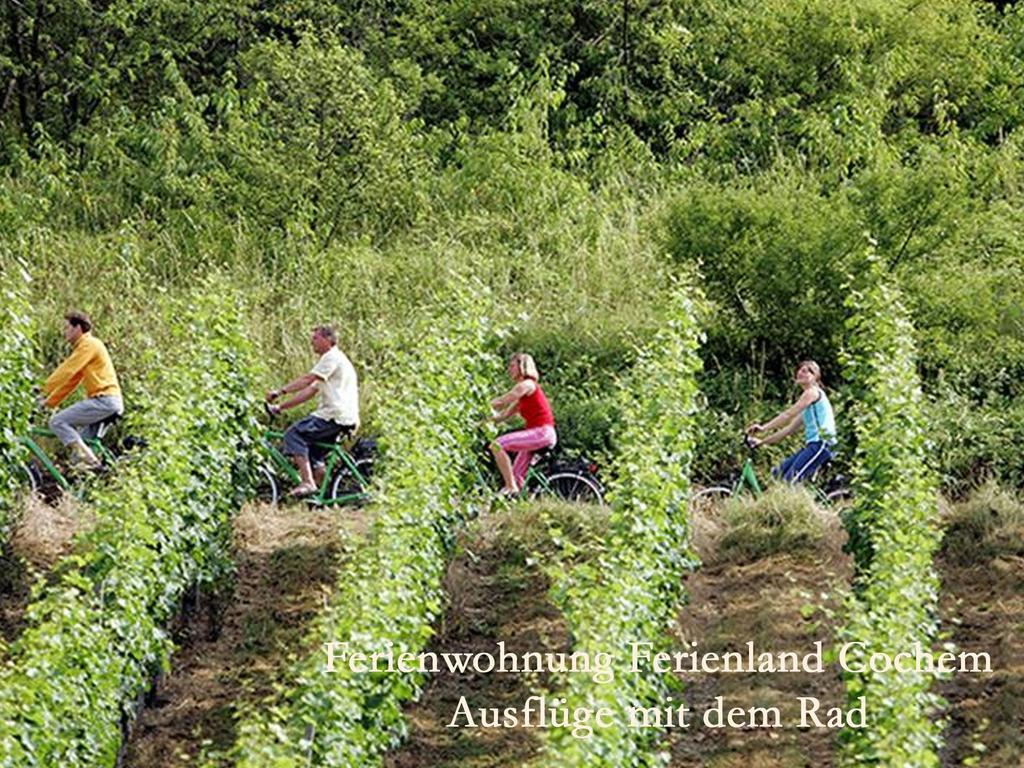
[477,443,606,506]
[17,412,122,499]
[257,409,374,507]
[692,436,850,507]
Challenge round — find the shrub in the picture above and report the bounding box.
[0,255,35,542]
[837,252,943,767]
[0,282,258,767]
[223,282,499,767]
[540,280,704,767]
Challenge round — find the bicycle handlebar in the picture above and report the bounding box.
[263,402,286,423]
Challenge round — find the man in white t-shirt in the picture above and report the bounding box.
[266,325,360,496]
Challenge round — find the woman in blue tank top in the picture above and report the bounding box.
[745,360,837,483]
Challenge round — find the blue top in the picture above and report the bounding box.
[803,388,836,444]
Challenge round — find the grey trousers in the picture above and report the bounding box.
[49,395,124,445]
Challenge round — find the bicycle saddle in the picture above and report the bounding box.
[530,445,556,464]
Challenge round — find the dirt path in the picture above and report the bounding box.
[0,495,88,645]
[938,553,1024,767]
[670,512,852,768]
[383,511,571,768]
[122,503,367,767]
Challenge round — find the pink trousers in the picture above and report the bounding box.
[496,425,557,486]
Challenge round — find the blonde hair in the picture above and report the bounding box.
[797,359,823,384]
[511,353,540,380]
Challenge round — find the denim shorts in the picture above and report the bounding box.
[282,415,353,464]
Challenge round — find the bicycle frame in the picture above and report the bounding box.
[732,457,764,499]
[519,464,551,498]
[260,429,370,506]
[715,440,839,505]
[19,426,117,492]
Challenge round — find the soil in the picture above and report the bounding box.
[383,511,571,768]
[938,553,1024,767]
[121,503,368,768]
[669,518,852,768]
[51,492,1019,768]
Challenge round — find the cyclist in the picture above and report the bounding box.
[41,311,124,470]
[746,359,836,483]
[489,353,556,496]
[266,325,359,497]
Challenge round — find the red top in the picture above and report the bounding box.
[518,383,555,428]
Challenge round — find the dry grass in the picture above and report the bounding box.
[233,501,369,555]
[940,481,1024,565]
[487,498,610,563]
[698,485,844,565]
[11,493,91,570]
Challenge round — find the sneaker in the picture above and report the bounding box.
[68,457,102,474]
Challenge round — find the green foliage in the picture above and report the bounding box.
[837,252,943,766]
[223,282,499,767]
[330,0,701,153]
[670,0,1022,174]
[0,0,243,156]
[216,35,427,246]
[664,172,858,378]
[540,281,703,767]
[0,282,258,767]
[0,255,35,542]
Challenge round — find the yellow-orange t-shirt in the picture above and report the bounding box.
[43,332,121,408]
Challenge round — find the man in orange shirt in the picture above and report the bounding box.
[42,311,124,469]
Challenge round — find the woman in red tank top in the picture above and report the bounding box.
[490,353,557,496]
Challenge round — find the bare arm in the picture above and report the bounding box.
[492,403,519,423]
[490,379,536,412]
[274,384,319,412]
[267,372,319,402]
[747,388,819,435]
[756,415,804,446]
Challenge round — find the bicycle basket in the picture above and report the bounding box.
[551,454,601,479]
[352,437,378,460]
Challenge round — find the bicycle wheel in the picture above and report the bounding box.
[691,486,733,501]
[689,485,733,513]
[254,464,279,506]
[543,472,605,506]
[329,458,374,504]
[825,486,852,503]
[17,462,39,496]
[532,473,602,507]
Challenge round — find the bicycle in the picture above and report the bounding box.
[691,436,850,507]
[17,412,124,500]
[257,407,374,507]
[479,443,606,506]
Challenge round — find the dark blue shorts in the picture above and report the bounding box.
[773,441,834,483]
[282,415,352,465]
